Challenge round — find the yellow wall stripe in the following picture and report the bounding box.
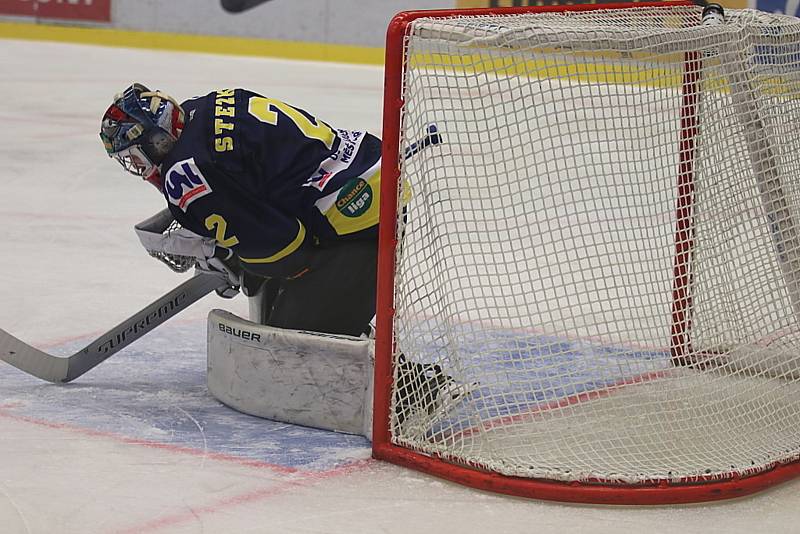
[408,50,800,99]
[240,220,307,264]
[0,21,384,65]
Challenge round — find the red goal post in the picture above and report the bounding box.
[373,1,800,504]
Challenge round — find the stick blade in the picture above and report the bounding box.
[0,273,225,384]
[0,328,70,383]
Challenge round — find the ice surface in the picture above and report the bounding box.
[0,38,798,534]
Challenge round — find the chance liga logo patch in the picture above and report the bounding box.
[335,178,372,218]
[164,158,213,212]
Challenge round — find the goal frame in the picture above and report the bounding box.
[372,1,800,504]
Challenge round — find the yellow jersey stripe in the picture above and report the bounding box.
[240,220,306,264]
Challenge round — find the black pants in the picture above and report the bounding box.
[258,239,378,337]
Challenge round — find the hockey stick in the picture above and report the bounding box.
[404,123,441,160]
[0,272,228,383]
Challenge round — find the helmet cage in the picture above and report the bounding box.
[113,143,156,177]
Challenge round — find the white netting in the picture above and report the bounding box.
[390,6,800,485]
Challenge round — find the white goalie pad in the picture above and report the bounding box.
[207,309,374,439]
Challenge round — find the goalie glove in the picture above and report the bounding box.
[196,247,242,298]
[135,209,241,297]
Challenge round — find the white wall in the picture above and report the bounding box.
[111,0,452,47]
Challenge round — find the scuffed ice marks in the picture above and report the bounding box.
[0,320,370,470]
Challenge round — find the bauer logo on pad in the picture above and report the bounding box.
[164,158,212,212]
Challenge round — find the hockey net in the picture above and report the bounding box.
[374,2,800,504]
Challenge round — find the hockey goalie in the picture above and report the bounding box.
[99,83,467,438]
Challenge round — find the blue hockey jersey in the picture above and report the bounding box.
[159,89,382,278]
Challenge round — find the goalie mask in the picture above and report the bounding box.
[100,83,185,191]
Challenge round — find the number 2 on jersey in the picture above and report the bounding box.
[205,214,240,248]
[248,96,336,149]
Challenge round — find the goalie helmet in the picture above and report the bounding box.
[100,83,185,191]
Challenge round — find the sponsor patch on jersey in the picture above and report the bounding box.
[335,178,372,218]
[303,129,366,192]
[164,157,212,212]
